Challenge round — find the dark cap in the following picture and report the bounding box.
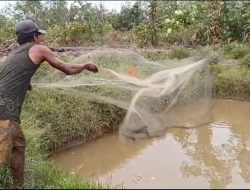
[15,19,46,36]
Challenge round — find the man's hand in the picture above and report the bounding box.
[83,63,98,73]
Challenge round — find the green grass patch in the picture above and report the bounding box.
[168,47,190,60]
[143,47,190,61]
[220,43,250,59]
[212,65,250,100]
[143,51,170,61]
[241,54,250,69]
[22,88,125,153]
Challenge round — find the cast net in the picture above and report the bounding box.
[33,49,214,140]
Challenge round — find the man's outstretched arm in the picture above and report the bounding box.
[38,45,98,75]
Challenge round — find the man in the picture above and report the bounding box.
[0,20,98,187]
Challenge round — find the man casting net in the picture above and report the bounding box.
[33,49,214,140]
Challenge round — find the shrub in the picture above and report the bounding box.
[241,54,250,69]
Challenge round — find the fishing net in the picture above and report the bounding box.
[33,48,214,140]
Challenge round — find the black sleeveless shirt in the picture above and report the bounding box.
[0,42,40,120]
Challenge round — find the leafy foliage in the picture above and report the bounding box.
[1,1,250,47]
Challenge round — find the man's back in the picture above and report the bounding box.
[0,42,40,120]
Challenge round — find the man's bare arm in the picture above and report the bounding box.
[39,45,98,75]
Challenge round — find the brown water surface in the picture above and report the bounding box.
[54,100,250,189]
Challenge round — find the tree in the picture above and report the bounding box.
[12,1,45,24]
[148,0,158,46]
[43,0,69,27]
[112,1,145,31]
[0,14,7,26]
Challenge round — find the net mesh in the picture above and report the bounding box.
[33,49,214,140]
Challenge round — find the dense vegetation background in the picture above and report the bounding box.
[1,1,250,47]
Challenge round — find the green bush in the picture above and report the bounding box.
[241,54,250,69]
[143,51,170,61]
[0,19,16,44]
[133,23,155,47]
[45,22,99,46]
[222,43,250,59]
[163,27,196,47]
[143,47,190,61]
[168,47,190,59]
[212,65,250,99]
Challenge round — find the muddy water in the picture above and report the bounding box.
[54,100,250,189]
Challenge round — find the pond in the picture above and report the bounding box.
[54,100,250,189]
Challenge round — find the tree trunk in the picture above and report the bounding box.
[149,0,157,47]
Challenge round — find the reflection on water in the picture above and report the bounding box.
[54,100,250,189]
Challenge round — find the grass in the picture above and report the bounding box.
[22,88,125,153]
[143,47,190,61]
[241,54,250,69]
[219,43,250,60]
[211,64,250,100]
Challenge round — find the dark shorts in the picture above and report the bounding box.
[0,120,25,165]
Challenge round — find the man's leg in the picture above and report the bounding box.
[10,146,25,188]
[0,120,12,166]
[10,120,26,188]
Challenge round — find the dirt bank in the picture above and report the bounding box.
[0,39,171,63]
